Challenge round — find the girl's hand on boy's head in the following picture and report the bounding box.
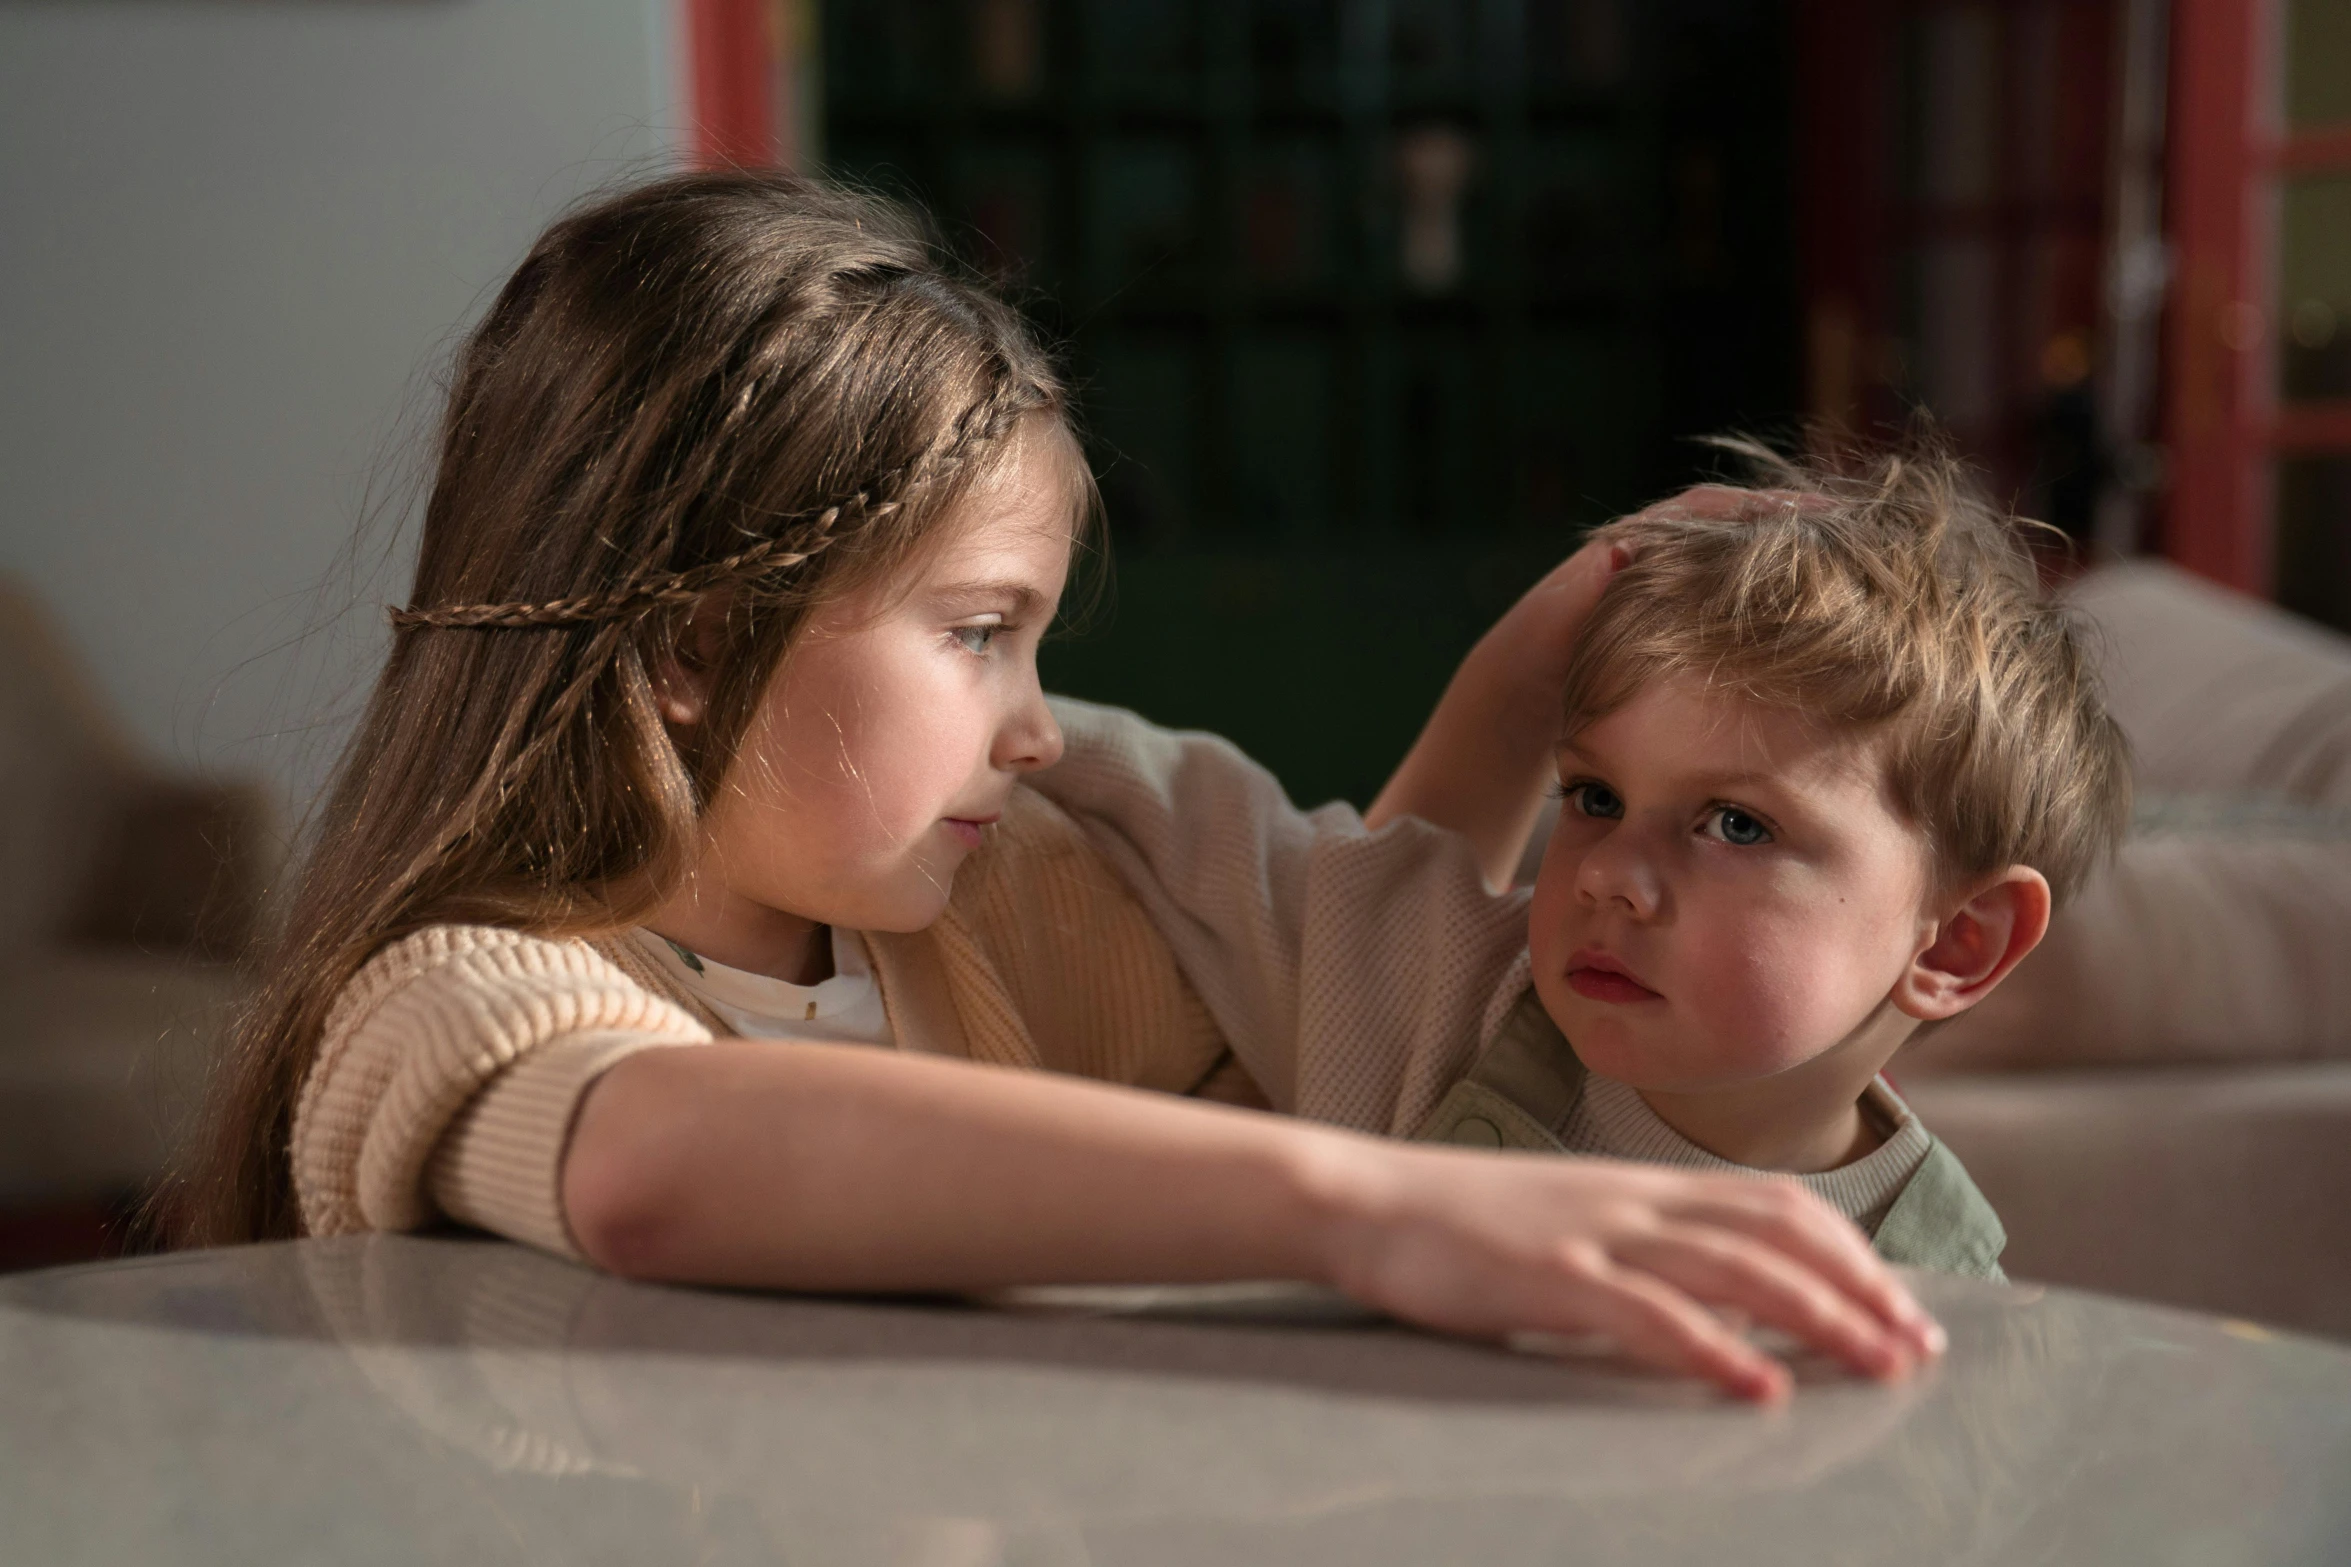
[1370,531,1629,885]
[1626,483,1836,528]
[1490,484,1821,692]
[1373,482,1838,890]
[1485,532,1635,696]
[1313,1141,1945,1403]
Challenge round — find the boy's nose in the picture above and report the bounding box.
[1575,829,1664,918]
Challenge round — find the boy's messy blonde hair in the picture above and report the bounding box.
[1565,437,2131,905]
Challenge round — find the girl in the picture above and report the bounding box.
[175,171,1939,1403]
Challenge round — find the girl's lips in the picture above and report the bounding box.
[942,815,996,849]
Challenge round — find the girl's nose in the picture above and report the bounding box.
[996,690,1064,775]
[1575,824,1665,918]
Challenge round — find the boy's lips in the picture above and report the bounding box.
[1564,948,1662,1004]
[942,813,999,849]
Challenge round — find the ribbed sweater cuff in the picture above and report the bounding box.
[426,1030,701,1261]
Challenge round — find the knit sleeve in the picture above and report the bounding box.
[292,925,712,1256]
[1032,697,1532,1134]
[942,785,1231,1095]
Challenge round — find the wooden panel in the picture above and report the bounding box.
[2273,401,2351,452]
[2161,0,2272,591]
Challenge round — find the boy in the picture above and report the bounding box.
[1031,443,2130,1280]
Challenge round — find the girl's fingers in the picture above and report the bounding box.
[1680,1183,1945,1358]
[1562,1264,1792,1403]
[1631,484,1833,525]
[1544,533,1632,604]
[1616,1225,1913,1383]
[1640,484,1754,520]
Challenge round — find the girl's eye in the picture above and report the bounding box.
[1702,806,1772,846]
[951,623,1002,655]
[1567,782,1624,820]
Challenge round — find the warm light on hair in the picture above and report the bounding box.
[169,171,1086,1247]
[1564,437,2132,906]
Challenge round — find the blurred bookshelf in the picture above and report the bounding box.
[820,0,1798,806]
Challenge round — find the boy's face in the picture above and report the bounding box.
[1528,674,1939,1094]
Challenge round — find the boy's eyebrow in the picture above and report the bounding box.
[1556,740,1785,795]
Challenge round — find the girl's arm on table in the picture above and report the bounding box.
[564,1040,1942,1403]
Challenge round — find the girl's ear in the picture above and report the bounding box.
[651,595,732,728]
[1891,867,2053,1022]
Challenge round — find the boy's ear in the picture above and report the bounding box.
[1891,867,2053,1022]
[650,594,732,728]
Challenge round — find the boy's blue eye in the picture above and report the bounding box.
[951,624,1001,655]
[1569,782,1624,820]
[1704,806,1772,846]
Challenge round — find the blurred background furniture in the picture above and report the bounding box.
[680,0,2351,808]
[1887,562,2351,1341]
[817,0,1802,807]
[0,575,270,1269]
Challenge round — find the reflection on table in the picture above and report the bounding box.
[4,1235,2347,1564]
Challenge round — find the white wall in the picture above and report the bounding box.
[0,0,681,812]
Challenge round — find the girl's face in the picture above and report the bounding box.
[677,425,1079,954]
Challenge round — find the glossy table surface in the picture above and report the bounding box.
[5,1236,2348,1565]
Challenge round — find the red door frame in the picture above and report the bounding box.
[2162,0,2272,590]
[2163,0,2351,594]
[1794,0,1895,443]
[688,0,779,170]
[1793,1,2117,506]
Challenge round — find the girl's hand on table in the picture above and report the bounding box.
[1315,1136,1944,1403]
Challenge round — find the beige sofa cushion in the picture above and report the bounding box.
[1908,803,2351,1074]
[1903,1066,2351,1341]
[0,949,242,1203]
[0,579,135,954]
[1907,564,2351,1075]
[2071,560,2351,805]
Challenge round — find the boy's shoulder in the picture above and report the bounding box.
[1870,1139,2008,1282]
[1415,977,1592,1150]
[1415,986,2009,1281]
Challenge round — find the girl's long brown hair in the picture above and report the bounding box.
[170,171,1072,1246]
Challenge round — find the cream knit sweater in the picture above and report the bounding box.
[1025,698,1535,1135]
[292,771,1244,1259]
[292,697,1521,1261]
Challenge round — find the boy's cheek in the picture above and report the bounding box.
[1524,861,1582,954]
[1703,929,1891,1070]
[1523,899,1582,986]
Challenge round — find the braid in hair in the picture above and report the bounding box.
[389,362,1041,632]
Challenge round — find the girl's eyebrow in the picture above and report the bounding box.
[929,580,1047,614]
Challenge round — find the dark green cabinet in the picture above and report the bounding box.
[826,0,1794,806]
